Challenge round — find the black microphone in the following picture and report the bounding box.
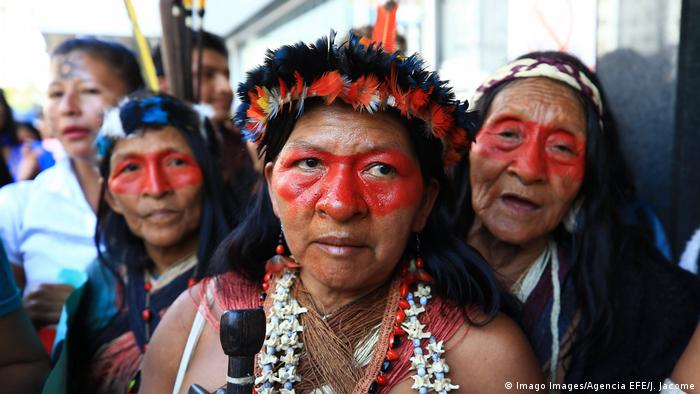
[220,308,266,394]
[188,308,266,394]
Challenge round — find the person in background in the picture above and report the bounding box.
[453,51,700,385]
[43,91,234,394]
[0,240,50,393]
[153,30,253,178]
[0,148,11,187]
[13,120,56,181]
[0,88,18,167]
[0,92,54,181]
[0,38,144,350]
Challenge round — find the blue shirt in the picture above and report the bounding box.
[0,240,21,316]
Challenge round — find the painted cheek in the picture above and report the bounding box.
[357,152,424,215]
[161,154,203,190]
[473,132,516,163]
[108,160,144,195]
[546,142,586,183]
[547,157,585,184]
[274,151,325,209]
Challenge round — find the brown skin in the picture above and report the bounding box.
[140,104,544,393]
[141,286,543,393]
[14,125,41,180]
[22,283,74,327]
[0,307,50,393]
[17,50,130,327]
[468,78,587,286]
[266,105,438,313]
[46,51,128,184]
[104,127,203,275]
[671,325,700,392]
[192,48,233,127]
[159,48,233,128]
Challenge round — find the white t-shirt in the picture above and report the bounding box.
[0,157,96,293]
[679,227,700,275]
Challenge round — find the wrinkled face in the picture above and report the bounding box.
[470,78,587,246]
[45,51,128,160]
[265,104,438,295]
[192,48,232,125]
[106,126,203,250]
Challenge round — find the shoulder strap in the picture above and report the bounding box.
[172,286,215,394]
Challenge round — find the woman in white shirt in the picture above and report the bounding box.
[0,38,143,334]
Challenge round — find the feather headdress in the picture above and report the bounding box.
[234,31,477,167]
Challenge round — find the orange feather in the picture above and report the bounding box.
[344,75,380,109]
[309,71,345,103]
[372,1,398,52]
[429,104,453,139]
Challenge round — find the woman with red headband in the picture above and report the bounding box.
[140,33,544,393]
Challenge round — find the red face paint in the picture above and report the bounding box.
[108,150,203,195]
[273,148,424,217]
[474,119,586,183]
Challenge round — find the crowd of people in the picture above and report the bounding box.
[0,23,698,394]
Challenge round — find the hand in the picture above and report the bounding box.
[17,143,40,180]
[23,283,74,327]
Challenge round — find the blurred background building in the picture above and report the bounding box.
[0,0,697,258]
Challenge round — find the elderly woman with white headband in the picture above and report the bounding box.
[452,51,700,385]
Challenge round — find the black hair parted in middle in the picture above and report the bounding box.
[212,32,504,323]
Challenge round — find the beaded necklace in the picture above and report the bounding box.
[255,257,459,394]
[135,255,199,350]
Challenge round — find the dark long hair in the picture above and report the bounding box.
[210,94,502,319]
[95,92,233,281]
[0,88,18,147]
[0,148,11,187]
[452,51,642,361]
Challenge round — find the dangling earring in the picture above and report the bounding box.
[414,233,423,269]
[265,224,300,277]
[275,225,286,256]
[412,233,432,283]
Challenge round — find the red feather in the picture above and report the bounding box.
[278,77,288,100]
[391,86,409,116]
[344,75,380,109]
[428,103,454,139]
[293,71,305,97]
[372,1,398,52]
[309,71,345,103]
[408,88,430,114]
